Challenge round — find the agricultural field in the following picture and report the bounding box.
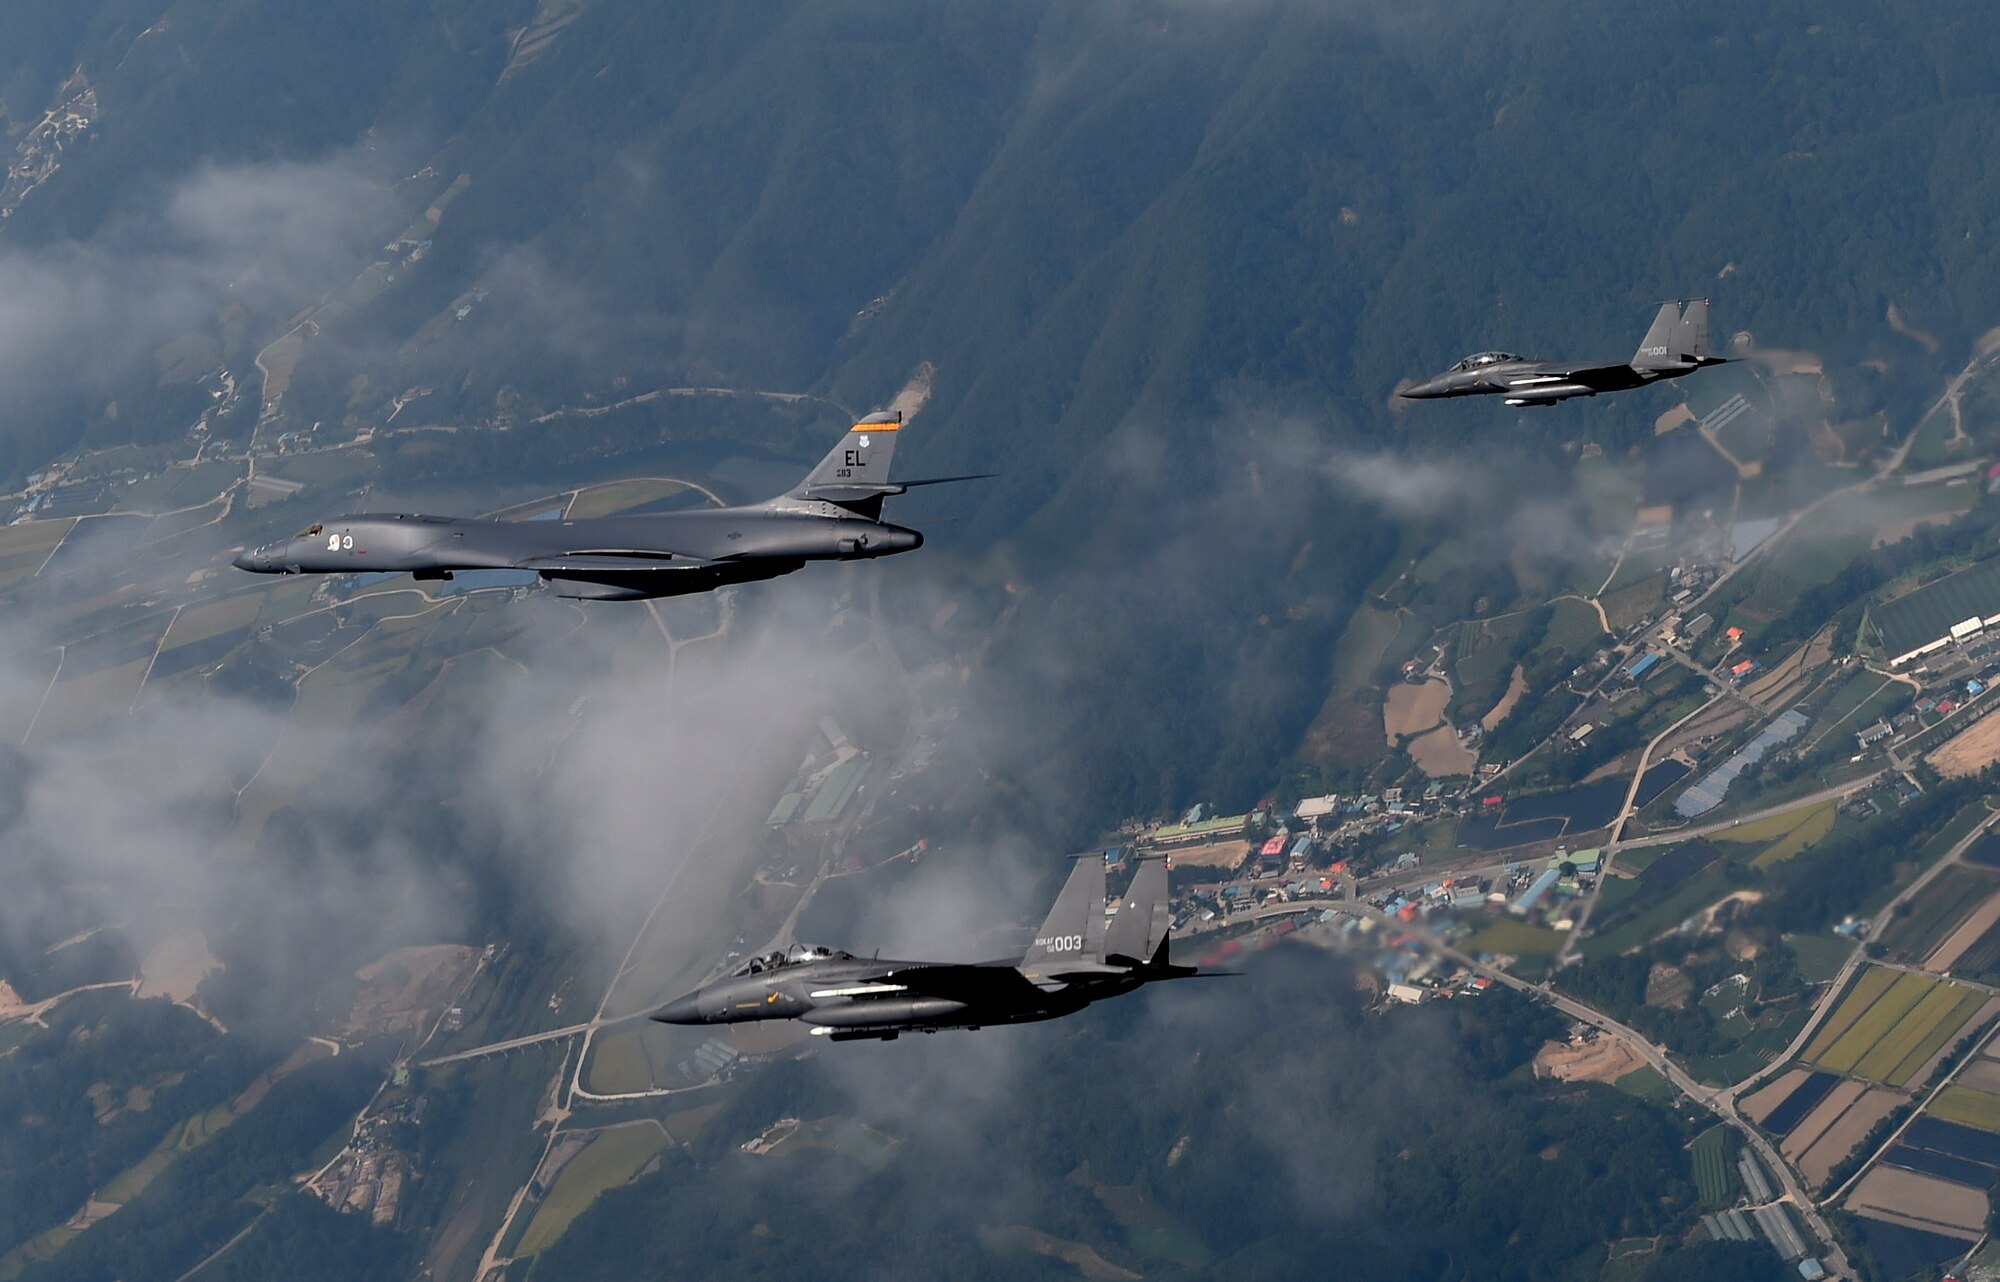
[515,1123,672,1257]
[1463,920,1565,957]
[1303,606,1423,766]
[1785,932,1855,986]
[1690,1127,1734,1205]
[1929,1086,2000,1135]
[1577,859,1736,960]
[1725,485,1973,641]
[1803,968,1985,1086]
[1780,1080,1906,1190]
[1947,914,2000,982]
[1614,1066,1671,1102]
[1804,671,1900,745]
[1742,1068,1818,1127]
[260,449,378,494]
[1332,605,1414,692]
[1846,1165,1987,1240]
[584,1030,653,1095]
[0,518,73,589]
[111,462,242,513]
[1714,798,1838,868]
[1876,866,2000,963]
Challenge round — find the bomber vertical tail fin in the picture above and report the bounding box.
[786,411,901,514]
[1022,857,1106,973]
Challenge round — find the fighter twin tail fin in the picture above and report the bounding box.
[1022,856,1107,972]
[1105,857,1171,967]
[1632,298,1718,370]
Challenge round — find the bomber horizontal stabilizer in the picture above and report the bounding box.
[800,474,995,504]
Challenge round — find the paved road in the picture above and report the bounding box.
[417,1013,654,1068]
[1344,902,1857,1278]
[1558,692,1728,964]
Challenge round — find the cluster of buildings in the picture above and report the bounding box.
[307,1103,421,1228]
[1506,849,1601,921]
[2,71,97,220]
[765,717,868,829]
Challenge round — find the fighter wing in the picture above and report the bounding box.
[1491,364,1635,400]
[877,963,1051,1004]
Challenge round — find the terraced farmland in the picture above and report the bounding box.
[1805,968,1984,1085]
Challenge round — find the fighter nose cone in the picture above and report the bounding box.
[1396,377,1443,400]
[650,990,705,1024]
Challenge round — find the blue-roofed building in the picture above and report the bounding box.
[1674,710,1810,817]
[1625,651,1661,679]
[1513,867,1561,914]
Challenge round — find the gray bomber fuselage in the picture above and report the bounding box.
[232,410,961,600]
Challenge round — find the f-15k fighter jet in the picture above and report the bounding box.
[1399,299,1727,406]
[233,412,976,600]
[651,857,1205,1041]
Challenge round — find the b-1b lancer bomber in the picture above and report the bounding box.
[233,412,978,600]
[651,857,1209,1041]
[1400,299,1727,406]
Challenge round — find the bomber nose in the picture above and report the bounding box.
[651,990,706,1024]
[232,547,261,571]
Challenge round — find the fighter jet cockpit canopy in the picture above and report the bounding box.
[1449,352,1520,372]
[731,944,854,976]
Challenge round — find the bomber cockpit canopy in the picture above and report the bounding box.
[731,944,853,976]
[1450,352,1521,372]
[296,523,324,538]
